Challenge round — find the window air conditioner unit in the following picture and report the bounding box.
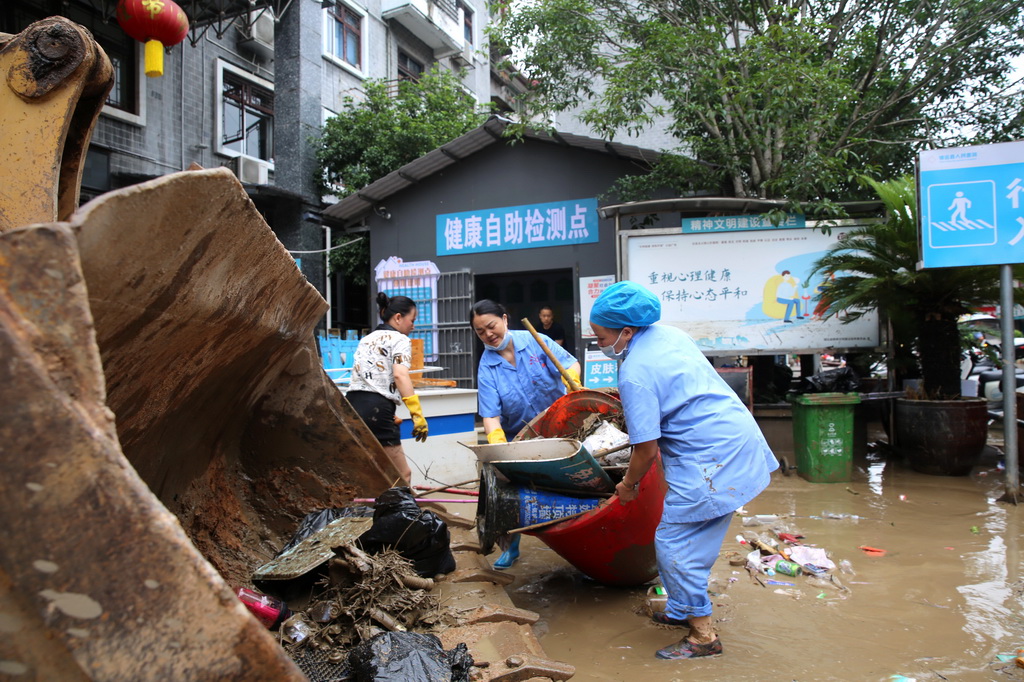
[235,156,270,185]
[452,46,474,68]
[240,10,275,60]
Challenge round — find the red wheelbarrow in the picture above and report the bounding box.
[515,390,668,586]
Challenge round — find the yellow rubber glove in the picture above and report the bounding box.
[402,395,428,442]
[561,366,582,392]
[487,428,507,444]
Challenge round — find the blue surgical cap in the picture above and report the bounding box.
[590,281,661,328]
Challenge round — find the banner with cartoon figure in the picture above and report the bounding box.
[622,224,879,353]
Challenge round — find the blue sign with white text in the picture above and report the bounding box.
[436,198,599,256]
[919,141,1024,268]
[680,213,805,234]
[584,351,618,389]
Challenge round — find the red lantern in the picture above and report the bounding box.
[116,0,189,78]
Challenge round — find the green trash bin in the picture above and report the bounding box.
[790,392,861,483]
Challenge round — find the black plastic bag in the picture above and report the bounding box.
[357,487,456,577]
[798,366,861,394]
[277,506,374,557]
[348,632,473,682]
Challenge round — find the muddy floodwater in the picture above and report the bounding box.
[497,430,1024,681]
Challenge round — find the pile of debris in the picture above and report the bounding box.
[231,487,505,680]
[279,545,452,659]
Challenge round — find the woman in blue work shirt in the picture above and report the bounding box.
[471,299,581,568]
[589,281,777,660]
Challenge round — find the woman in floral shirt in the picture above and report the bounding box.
[347,292,429,485]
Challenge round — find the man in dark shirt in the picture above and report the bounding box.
[538,305,566,347]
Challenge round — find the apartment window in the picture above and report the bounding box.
[325,4,362,68]
[398,50,425,82]
[220,67,274,161]
[460,2,473,45]
[105,47,140,113]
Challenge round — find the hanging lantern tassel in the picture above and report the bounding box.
[116,0,190,78]
[144,39,165,77]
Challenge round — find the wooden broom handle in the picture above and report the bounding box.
[521,318,583,392]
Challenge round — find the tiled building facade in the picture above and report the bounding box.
[2,0,514,326]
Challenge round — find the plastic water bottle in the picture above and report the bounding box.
[741,514,780,527]
[839,559,855,575]
[821,511,861,522]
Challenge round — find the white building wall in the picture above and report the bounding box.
[320,0,494,113]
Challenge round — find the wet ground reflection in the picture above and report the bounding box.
[501,440,1024,681]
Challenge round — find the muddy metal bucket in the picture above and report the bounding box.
[463,437,614,493]
[530,454,667,586]
[476,464,603,553]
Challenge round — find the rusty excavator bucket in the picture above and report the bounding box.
[1,17,397,681]
[0,17,112,232]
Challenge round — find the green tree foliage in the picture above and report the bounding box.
[809,177,1024,398]
[318,67,491,196]
[494,0,1024,208]
[317,67,492,283]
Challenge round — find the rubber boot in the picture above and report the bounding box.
[493,534,521,569]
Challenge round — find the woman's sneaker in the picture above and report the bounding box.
[655,637,723,659]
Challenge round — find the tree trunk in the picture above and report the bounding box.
[917,316,962,398]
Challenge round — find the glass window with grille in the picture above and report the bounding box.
[397,50,424,82]
[324,5,362,68]
[222,72,274,161]
[460,2,473,45]
[104,47,139,113]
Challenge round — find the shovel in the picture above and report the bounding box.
[521,317,583,391]
[513,319,624,443]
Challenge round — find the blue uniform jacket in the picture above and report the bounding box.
[619,325,778,523]
[477,329,577,436]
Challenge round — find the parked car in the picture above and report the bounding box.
[959,313,1024,351]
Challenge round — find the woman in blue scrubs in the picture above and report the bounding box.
[471,299,581,568]
[589,281,777,660]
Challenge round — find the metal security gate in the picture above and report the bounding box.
[377,269,475,388]
[430,270,475,387]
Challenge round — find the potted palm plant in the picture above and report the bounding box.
[810,176,1023,475]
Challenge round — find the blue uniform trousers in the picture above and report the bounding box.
[656,511,734,620]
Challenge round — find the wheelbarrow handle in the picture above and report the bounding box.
[521,317,583,392]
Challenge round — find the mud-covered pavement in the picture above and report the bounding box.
[498,428,1024,681]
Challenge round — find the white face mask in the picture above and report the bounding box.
[599,329,629,360]
[486,331,512,351]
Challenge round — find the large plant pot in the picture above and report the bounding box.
[895,398,989,476]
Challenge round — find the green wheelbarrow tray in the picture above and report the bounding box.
[461,437,615,493]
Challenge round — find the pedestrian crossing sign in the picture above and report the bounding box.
[918,141,1024,268]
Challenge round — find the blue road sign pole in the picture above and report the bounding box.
[918,141,1024,269]
[1001,264,1019,503]
[919,142,1024,502]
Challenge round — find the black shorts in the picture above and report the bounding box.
[347,390,401,446]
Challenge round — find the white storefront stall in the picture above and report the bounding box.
[395,387,480,487]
